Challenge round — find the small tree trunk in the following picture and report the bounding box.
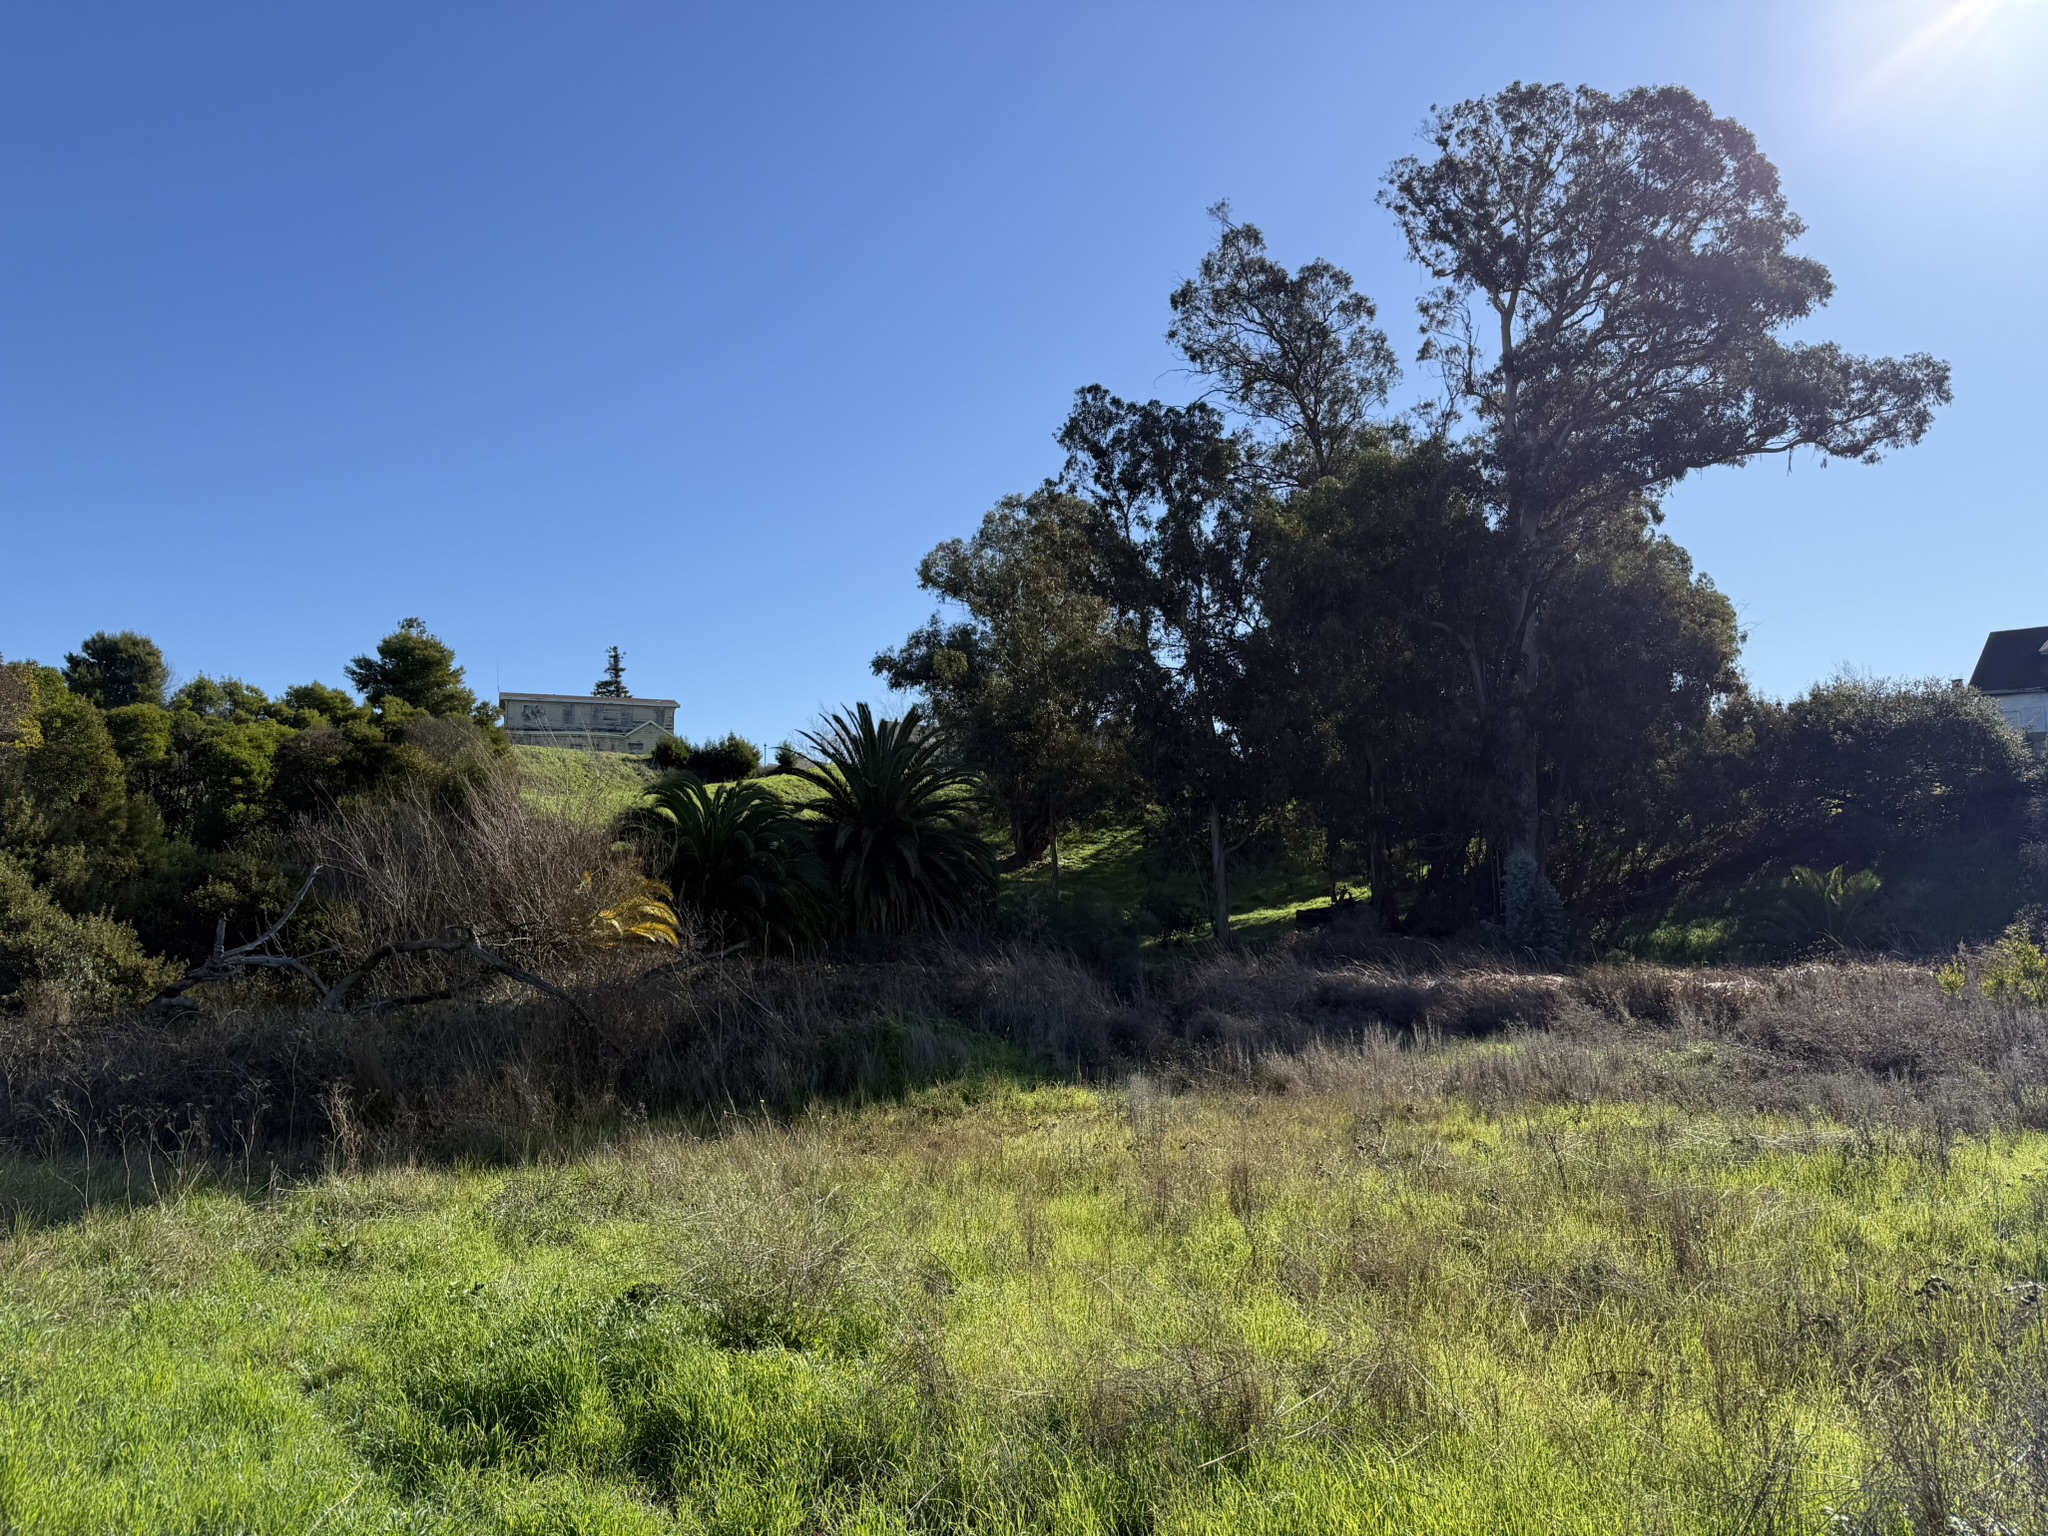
[1046,784,1062,901]
[1511,582,1542,861]
[1209,801,1231,942]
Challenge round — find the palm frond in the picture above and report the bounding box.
[794,704,998,935]
[625,774,828,953]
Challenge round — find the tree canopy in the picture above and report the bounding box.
[345,618,492,724]
[1381,82,1952,852]
[62,631,169,711]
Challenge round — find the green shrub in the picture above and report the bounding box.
[795,704,998,935]
[692,733,764,782]
[650,733,763,783]
[0,850,175,1014]
[1982,934,2048,1008]
[628,774,827,952]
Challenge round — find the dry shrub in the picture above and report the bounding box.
[957,947,1125,1065]
[302,762,646,977]
[7,936,2048,1174]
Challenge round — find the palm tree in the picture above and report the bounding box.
[794,704,998,934]
[626,775,827,953]
[1771,866,1887,954]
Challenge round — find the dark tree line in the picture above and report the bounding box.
[0,619,509,1004]
[881,83,2035,951]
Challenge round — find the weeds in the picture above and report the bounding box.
[6,948,2048,1530]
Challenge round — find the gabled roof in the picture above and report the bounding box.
[1969,627,2048,693]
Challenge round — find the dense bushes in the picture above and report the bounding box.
[3,944,2043,1168]
[0,850,174,1016]
[628,707,1001,949]
[650,732,764,782]
[0,621,520,1014]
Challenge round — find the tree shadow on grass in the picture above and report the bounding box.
[0,999,1058,1228]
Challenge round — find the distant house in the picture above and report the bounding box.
[1968,627,2048,742]
[500,692,677,756]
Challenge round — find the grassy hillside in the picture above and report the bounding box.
[5,974,2045,1531]
[514,747,820,826]
[513,745,659,822]
[1004,816,1355,942]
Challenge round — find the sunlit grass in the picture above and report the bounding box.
[1004,817,1347,941]
[6,1039,2044,1532]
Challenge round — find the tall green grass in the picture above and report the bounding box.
[6,1034,2045,1532]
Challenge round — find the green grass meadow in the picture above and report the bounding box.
[6,1035,2044,1533]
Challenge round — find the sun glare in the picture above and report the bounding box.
[1858,0,2048,95]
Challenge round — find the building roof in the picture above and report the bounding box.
[1968,627,2048,694]
[499,692,679,708]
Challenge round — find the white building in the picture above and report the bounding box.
[500,692,677,755]
[1969,627,2048,742]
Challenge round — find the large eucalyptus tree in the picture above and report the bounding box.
[1382,83,1951,860]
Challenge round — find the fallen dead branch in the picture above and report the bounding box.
[320,930,589,1021]
[145,866,588,1023]
[147,868,327,1018]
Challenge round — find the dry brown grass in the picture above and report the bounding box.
[3,941,2044,1182]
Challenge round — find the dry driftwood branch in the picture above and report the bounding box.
[147,868,327,1016]
[320,930,590,1022]
[144,868,591,1023]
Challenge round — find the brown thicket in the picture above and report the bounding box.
[4,942,2042,1176]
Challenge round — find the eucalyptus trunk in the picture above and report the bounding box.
[1209,801,1231,942]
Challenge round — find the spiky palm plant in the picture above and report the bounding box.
[626,775,827,953]
[794,704,998,934]
[1771,865,1888,954]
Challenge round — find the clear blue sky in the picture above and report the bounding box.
[4,1,2042,745]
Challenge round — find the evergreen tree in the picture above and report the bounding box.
[1383,83,1950,864]
[594,646,630,698]
[62,631,169,709]
[344,618,487,721]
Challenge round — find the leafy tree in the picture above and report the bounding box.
[1055,387,1263,938]
[267,719,398,819]
[1243,438,1502,924]
[1745,677,2039,874]
[593,646,630,698]
[1168,203,1397,488]
[794,704,998,934]
[172,675,271,721]
[277,682,366,727]
[345,618,493,724]
[155,708,293,848]
[61,631,169,710]
[1537,513,1746,916]
[875,489,1139,879]
[0,658,39,756]
[628,774,826,952]
[1382,83,1951,861]
[0,668,136,894]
